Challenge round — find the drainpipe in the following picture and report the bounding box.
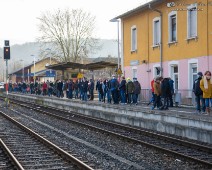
[149,4,163,76]
[207,0,209,70]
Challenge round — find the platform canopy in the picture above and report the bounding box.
[46,61,117,71]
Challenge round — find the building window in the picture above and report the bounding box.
[187,4,197,38]
[153,64,161,78]
[168,11,177,43]
[131,26,137,51]
[132,69,137,79]
[189,63,197,89]
[171,65,179,90]
[153,17,160,46]
[154,67,161,77]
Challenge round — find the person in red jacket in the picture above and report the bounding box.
[147,78,156,106]
[42,81,48,96]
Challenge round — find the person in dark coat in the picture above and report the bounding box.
[22,81,27,93]
[126,78,135,104]
[96,79,103,101]
[68,79,73,99]
[110,75,119,104]
[133,78,141,105]
[74,80,79,99]
[119,76,127,104]
[57,80,63,98]
[168,77,174,107]
[89,79,94,100]
[82,77,88,101]
[78,79,83,100]
[48,81,53,96]
[107,79,112,103]
[193,72,205,114]
[160,78,171,110]
[29,81,34,94]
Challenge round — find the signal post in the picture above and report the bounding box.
[4,40,10,108]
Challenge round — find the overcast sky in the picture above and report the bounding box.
[0,0,150,46]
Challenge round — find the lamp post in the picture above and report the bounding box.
[31,55,36,85]
[20,59,24,82]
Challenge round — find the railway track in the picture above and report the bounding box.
[0,110,93,170]
[0,138,23,170]
[6,97,212,169]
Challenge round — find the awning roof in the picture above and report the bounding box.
[46,61,117,71]
[46,62,84,70]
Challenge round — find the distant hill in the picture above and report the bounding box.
[0,39,118,73]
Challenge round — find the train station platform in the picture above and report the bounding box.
[3,93,212,144]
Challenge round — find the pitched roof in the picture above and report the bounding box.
[111,0,164,20]
[46,61,117,71]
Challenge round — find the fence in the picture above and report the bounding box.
[139,89,196,106]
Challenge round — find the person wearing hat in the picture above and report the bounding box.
[193,72,205,114]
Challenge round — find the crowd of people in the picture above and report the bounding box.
[7,70,212,115]
[8,75,141,105]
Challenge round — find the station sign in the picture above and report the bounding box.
[77,73,84,79]
[130,60,139,66]
[46,70,56,77]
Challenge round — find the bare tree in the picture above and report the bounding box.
[37,9,99,62]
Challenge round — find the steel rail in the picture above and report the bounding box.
[0,138,24,170]
[0,110,93,170]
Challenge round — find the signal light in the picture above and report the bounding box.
[4,40,10,46]
[4,47,10,60]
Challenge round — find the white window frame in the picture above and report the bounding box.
[153,64,161,78]
[188,59,198,90]
[132,66,137,79]
[187,3,197,39]
[153,17,161,46]
[168,61,179,90]
[168,11,177,43]
[131,25,137,52]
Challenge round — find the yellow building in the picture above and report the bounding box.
[29,57,58,82]
[112,0,212,90]
[10,57,58,83]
